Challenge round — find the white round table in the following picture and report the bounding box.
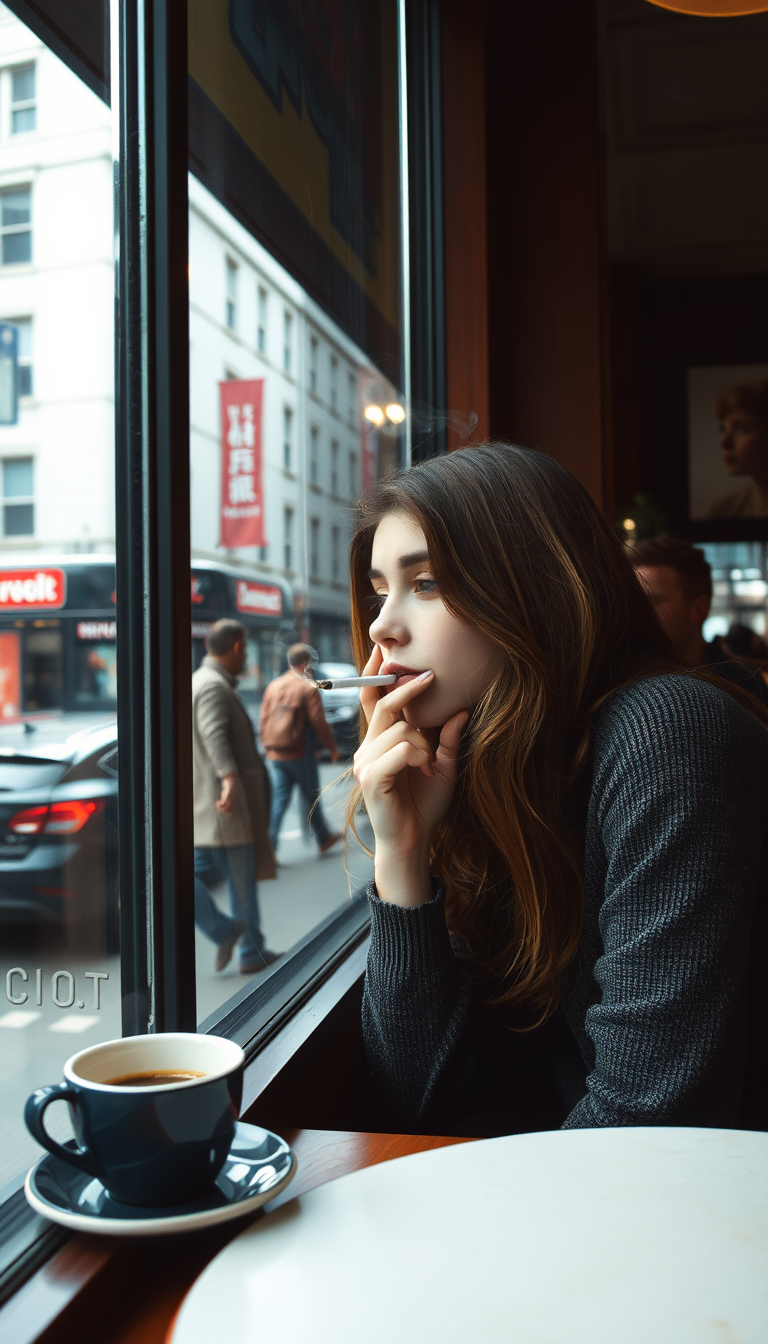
[171,1127,768,1344]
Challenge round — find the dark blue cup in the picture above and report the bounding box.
[24,1032,244,1207]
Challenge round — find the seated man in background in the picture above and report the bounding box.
[630,535,768,706]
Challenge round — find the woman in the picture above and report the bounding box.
[349,444,768,1133]
[707,378,768,519]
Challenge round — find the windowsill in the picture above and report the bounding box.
[309,482,322,494]
[281,469,297,481]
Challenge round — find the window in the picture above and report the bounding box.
[283,405,293,469]
[283,505,294,570]
[0,186,31,265]
[330,438,339,494]
[331,524,340,581]
[2,456,33,535]
[4,316,32,396]
[349,449,358,497]
[258,543,268,562]
[257,286,267,353]
[309,335,318,394]
[225,258,238,329]
[309,424,319,484]
[348,371,356,425]
[330,354,338,412]
[310,516,320,579]
[10,64,36,134]
[283,310,293,373]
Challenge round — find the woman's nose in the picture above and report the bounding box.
[369,602,406,646]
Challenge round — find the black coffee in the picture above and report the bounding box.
[105,1070,206,1087]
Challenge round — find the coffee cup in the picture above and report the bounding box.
[24,1032,244,1208]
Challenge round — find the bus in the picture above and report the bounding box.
[0,556,296,721]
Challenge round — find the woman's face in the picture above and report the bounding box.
[719,410,768,478]
[367,512,505,730]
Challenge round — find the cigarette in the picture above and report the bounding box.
[314,674,398,690]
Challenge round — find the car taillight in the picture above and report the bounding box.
[7,805,49,835]
[8,798,105,836]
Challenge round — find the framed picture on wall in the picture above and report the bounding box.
[688,363,768,526]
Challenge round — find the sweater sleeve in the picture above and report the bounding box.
[362,883,495,1124]
[563,678,767,1128]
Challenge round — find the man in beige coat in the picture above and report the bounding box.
[193,620,278,974]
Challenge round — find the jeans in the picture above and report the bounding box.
[194,844,265,965]
[268,756,333,850]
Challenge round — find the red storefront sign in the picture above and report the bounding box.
[0,568,66,610]
[0,631,21,718]
[219,379,265,548]
[235,580,282,616]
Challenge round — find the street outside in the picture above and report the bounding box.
[0,760,371,1193]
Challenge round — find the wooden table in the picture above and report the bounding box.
[0,1129,474,1344]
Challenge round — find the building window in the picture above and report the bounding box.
[225,258,238,330]
[283,406,293,469]
[310,517,320,579]
[349,449,358,497]
[10,65,36,135]
[309,424,319,484]
[257,286,267,353]
[0,186,31,265]
[348,371,356,425]
[258,543,268,562]
[4,317,32,396]
[2,456,33,536]
[283,311,292,373]
[283,506,294,570]
[331,524,340,581]
[309,335,318,394]
[330,354,338,412]
[330,438,339,495]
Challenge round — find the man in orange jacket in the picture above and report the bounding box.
[259,643,342,856]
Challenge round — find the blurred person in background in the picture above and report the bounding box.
[260,643,343,856]
[707,379,768,519]
[193,619,279,975]
[722,622,768,668]
[630,536,768,706]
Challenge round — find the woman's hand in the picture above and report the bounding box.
[354,646,468,905]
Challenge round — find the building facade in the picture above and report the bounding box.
[0,6,394,668]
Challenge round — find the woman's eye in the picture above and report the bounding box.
[367,592,387,612]
[414,578,437,595]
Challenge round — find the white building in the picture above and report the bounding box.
[0,6,114,555]
[0,6,395,663]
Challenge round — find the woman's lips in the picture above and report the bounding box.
[380,662,423,689]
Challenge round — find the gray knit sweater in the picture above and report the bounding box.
[362,675,768,1131]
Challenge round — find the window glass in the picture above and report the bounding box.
[1,186,31,264]
[188,0,406,1022]
[11,63,36,134]
[0,6,116,1189]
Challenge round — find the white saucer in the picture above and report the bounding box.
[25,1121,295,1236]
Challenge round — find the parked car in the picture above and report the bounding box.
[0,717,118,949]
[313,663,361,759]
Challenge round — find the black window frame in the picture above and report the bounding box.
[0,0,445,1305]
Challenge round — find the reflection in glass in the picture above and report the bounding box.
[188,0,405,1023]
[0,5,117,1187]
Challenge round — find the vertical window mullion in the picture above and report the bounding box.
[115,0,195,1036]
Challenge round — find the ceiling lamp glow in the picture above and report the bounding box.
[645,1,768,13]
[363,404,385,426]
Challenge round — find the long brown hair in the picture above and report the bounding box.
[347,442,765,1026]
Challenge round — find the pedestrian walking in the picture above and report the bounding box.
[192,619,279,975]
[260,643,343,856]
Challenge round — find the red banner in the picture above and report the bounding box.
[219,379,265,548]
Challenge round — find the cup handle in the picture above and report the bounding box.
[24,1084,95,1175]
